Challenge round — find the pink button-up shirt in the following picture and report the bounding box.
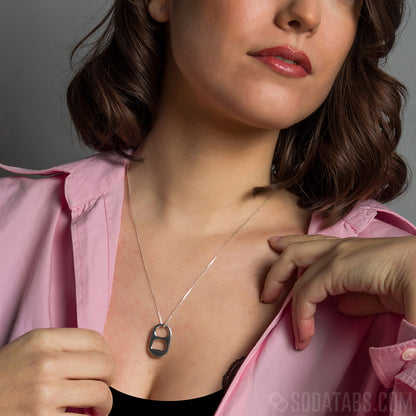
[1,151,416,415]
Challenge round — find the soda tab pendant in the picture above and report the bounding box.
[148,324,172,357]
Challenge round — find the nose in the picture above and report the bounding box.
[275,0,321,36]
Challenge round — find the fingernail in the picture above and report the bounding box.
[295,339,309,350]
[295,341,304,351]
[268,236,282,243]
[298,319,310,342]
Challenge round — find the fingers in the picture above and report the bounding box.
[262,236,340,303]
[261,251,297,302]
[24,328,116,386]
[46,380,113,416]
[290,257,335,350]
[0,328,116,415]
[336,292,390,316]
[26,328,112,356]
[403,279,416,326]
[265,234,416,352]
[269,234,337,249]
[28,351,115,386]
[265,235,371,350]
[263,236,339,349]
[62,380,113,416]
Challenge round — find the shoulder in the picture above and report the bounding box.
[0,156,82,220]
[0,150,129,213]
[354,200,416,237]
[314,199,416,238]
[0,171,65,225]
[347,199,416,237]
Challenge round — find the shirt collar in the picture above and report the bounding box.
[0,150,130,210]
[1,150,414,234]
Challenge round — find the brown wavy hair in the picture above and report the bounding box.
[67,0,409,229]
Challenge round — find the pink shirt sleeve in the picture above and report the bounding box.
[369,318,416,415]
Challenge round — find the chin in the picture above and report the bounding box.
[231,106,313,131]
[223,94,318,131]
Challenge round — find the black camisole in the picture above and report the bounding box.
[108,356,246,415]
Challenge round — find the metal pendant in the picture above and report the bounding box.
[148,324,172,358]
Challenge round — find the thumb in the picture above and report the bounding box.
[336,292,390,316]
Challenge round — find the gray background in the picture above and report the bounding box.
[0,1,415,222]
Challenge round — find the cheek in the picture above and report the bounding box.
[305,21,357,104]
[166,1,359,130]
[319,20,357,81]
[168,3,224,79]
[167,6,243,111]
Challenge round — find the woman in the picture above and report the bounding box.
[1,0,416,415]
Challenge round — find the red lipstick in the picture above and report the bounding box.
[248,45,312,78]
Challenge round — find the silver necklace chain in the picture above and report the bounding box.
[126,162,271,357]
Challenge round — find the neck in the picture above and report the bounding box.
[127,71,301,235]
[128,115,288,235]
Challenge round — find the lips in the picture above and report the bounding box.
[248,45,312,76]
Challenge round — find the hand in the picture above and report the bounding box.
[262,235,416,351]
[0,328,115,416]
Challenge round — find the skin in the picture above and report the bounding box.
[135,0,363,233]
[3,0,416,414]
[263,235,416,350]
[0,328,115,415]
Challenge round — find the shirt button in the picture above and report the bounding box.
[401,348,416,361]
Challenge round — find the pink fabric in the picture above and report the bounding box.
[1,151,416,415]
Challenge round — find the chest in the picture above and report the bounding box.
[102,203,297,401]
